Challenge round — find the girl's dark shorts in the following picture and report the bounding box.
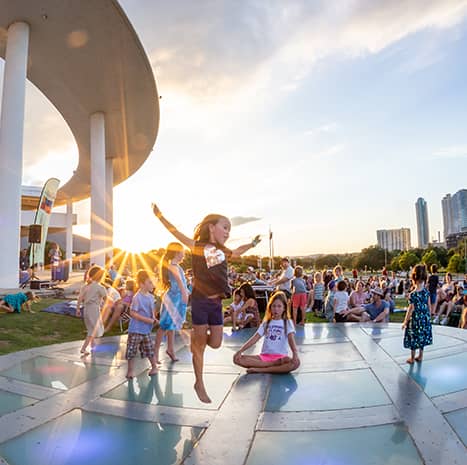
[191,296,223,326]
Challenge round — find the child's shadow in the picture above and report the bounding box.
[269,373,298,410]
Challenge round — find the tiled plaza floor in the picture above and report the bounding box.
[0,323,466,465]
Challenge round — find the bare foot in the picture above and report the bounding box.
[246,368,261,374]
[415,356,423,362]
[406,358,415,364]
[194,382,212,403]
[126,373,134,380]
[80,348,90,356]
[148,368,158,376]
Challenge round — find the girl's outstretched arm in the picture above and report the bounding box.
[152,203,195,249]
[233,333,262,363]
[231,235,261,258]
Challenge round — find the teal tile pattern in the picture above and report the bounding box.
[0,356,110,390]
[246,425,423,465]
[0,409,202,465]
[377,334,464,358]
[266,369,391,411]
[445,407,467,447]
[403,352,467,397]
[0,389,37,415]
[103,370,238,410]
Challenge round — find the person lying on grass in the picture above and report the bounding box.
[233,291,300,374]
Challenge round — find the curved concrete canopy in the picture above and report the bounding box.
[0,0,159,205]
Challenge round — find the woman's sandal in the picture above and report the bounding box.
[166,350,179,362]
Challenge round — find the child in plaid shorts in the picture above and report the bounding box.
[126,270,159,379]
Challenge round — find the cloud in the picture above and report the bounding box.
[305,122,339,137]
[121,0,467,104]
[433,145,467,159]
[230,216,262,226]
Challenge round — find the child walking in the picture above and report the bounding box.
[310,271,325,317]
[126,270,159,378]
[233,291,300,374]
[152,203,260,403]
[291,266,307,325]
[402,264,433,364]
[155,242,190,363]
[76,265,107,355]
[0,291,36,313]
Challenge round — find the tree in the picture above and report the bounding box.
[354,246,385,271]
[398,251,419,271]
[447,253,465,273]
[315,254,339,270]
[389,255,401,271]
[432,247,448,268]
[421,249,439,269]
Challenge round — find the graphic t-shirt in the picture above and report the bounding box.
[256,319,295,355]
[192,241,232,298]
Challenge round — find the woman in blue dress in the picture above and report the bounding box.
[155,242,190,363]
[402,264,433,364]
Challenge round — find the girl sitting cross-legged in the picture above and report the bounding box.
[233,291,300,374]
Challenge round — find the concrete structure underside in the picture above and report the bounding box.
[0,323,466,465]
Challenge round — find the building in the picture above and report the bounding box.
[452,189,467,232]
[0,4,159,288]
[415,197,429,248]
[442,189,467,241]
[446,230,467,250]
[442,194,455,240]
[376,228,411,252]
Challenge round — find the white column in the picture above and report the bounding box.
[105,157,114,260]
[0,22,30,288]
[90,112,106,267]
[66,198,73,274]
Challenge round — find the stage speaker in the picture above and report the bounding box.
[28,224,42,244]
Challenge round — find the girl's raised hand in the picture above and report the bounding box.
[152,202,161,218]
[251,235,261,247]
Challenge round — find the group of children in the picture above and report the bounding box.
[77,243,189,376]
[51,206,445,401]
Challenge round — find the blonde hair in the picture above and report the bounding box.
[314,271,322,283]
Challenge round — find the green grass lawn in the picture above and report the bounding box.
[0,297,408,356]
[0,298,122,356]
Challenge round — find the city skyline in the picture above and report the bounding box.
[415,197,430,248]
[4,1,467,255]
[442,189,467,241]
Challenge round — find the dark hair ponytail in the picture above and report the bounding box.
[411,264,427,283]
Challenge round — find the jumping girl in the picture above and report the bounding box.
[152,203,260,403]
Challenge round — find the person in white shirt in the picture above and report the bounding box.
[270,258,294,298]
[333,280,349,321]
[233,291,300,374]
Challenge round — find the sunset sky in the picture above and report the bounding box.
[4,0,467,256]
